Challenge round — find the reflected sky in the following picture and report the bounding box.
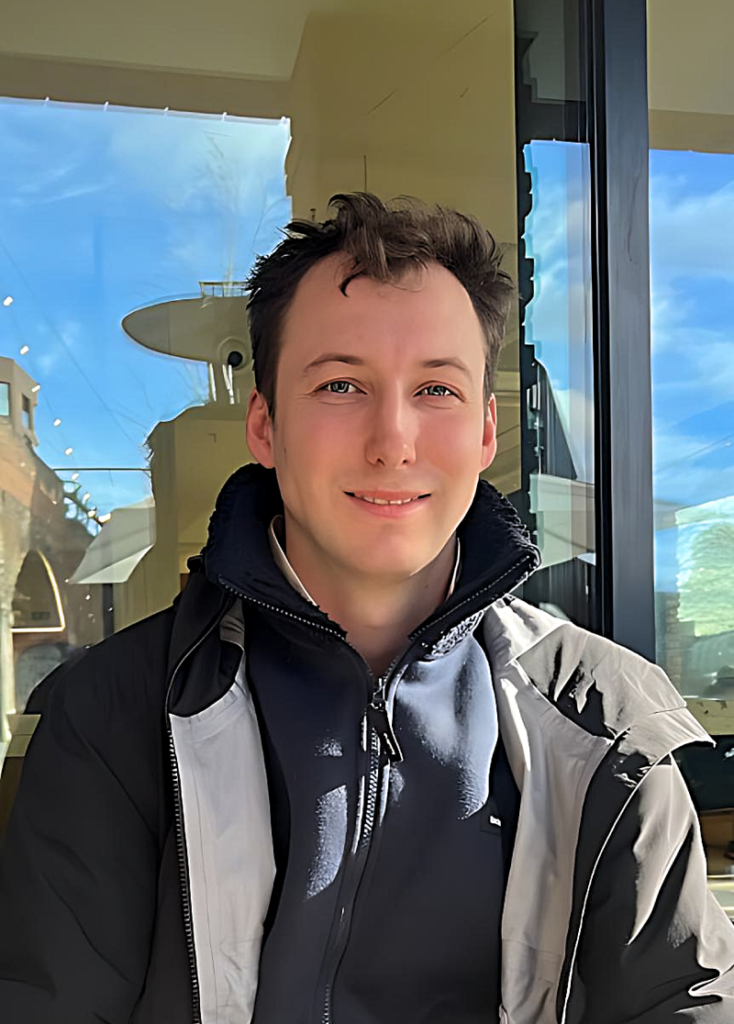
[651,149,734,601]
[0,102,731,614]
[0,98,291,513]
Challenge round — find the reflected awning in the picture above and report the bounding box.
[69,497,155,585]
[530,474,595,568]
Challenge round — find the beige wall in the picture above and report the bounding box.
[647,0,734,152]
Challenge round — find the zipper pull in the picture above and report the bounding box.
[367,693,404,763]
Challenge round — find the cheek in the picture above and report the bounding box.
[422,415,487,466]
[276,408,352,474]
[299,404,362,446]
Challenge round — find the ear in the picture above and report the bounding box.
[480,393,498,471]
[246,389,275,468]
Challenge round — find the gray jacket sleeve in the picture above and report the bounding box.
[572,757,734,1023]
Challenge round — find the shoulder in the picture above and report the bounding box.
[29,605,176,733]
[483,597,702,739]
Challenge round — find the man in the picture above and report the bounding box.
[1,192,733,1024]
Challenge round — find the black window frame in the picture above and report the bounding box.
[514,0,654,659]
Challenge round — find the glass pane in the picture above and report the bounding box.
[0,2,525,742]
[513,0,597,630]
[649,0,734,891]
[522,140,595,624]
[0,99,290,737]
[651,151,734,704]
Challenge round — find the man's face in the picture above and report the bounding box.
[246,255,497,587]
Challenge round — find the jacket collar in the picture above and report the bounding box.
[201,462,541,641]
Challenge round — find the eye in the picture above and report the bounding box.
[418,384,457,398]
[321,380,360,394]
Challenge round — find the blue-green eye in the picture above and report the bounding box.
[322,380,358,394]
[419,384,456,397]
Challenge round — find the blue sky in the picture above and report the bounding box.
[0,98,290,516]
[649,149,734,508]
[0,100,731,604]
[524,141,594,484]
[649,148,734,603]
[525,141,734,599]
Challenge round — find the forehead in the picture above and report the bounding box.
[279,254,484,363]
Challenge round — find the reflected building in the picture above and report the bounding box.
[111,283,255,625]
[0,357,99,737]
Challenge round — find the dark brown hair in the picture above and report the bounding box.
[246,192,514,414]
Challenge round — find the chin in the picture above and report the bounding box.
[349,548,437,582]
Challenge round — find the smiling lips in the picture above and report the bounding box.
[346,491,430,506]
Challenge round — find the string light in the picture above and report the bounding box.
[31,384,40,393]
[82,492,91,502]
[53,418,61,426]
[2,296,13,307]
[19,345,29,355]
[71,472,79,481]
[64,447,73,456]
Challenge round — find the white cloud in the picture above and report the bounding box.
[523,146,593,391]
[31,181,111,205]
[33,349,63,375]
[650,172,734,283]
[107,112,291,215]
[17,162,78,195]
[653,416,734,508]
[690,341,734,401]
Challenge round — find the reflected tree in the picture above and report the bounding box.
[680,522,734,636]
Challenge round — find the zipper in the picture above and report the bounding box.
[367,680,403,763]
[164,593,231,1024]
[317,555,537,1023]
[218,576,409,758]
[319,683,391,1024]
[409,552,538,645]
[217,575,401,1024]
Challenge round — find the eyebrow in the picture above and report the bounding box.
[303,353,472,378]
[420,356,472,379]
[303,353,365,374]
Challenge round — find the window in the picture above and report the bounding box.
[0,3,524,736]
[649,0,734,903]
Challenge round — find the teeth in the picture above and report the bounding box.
[360,495,419,505]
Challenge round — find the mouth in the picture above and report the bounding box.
[345,491,430,506]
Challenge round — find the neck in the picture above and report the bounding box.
[284,533,457,677]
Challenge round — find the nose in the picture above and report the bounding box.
[364,391,417,469]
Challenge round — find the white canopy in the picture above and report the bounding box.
[69,497,155,585]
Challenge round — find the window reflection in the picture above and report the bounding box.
[0,4,523,748]
[518,140,596,628]
[649,0,734,893]
[651,150,734,706]
[0,99,290,738]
